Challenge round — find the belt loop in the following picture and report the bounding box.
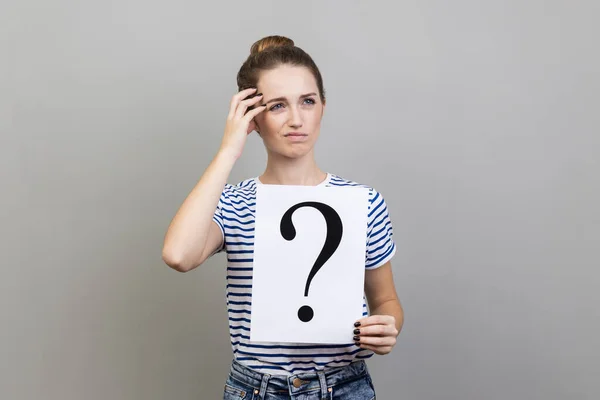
[317,370,329,399]
[257,372,270,399]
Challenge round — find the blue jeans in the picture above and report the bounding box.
[223,359,377,400]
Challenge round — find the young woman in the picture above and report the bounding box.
[163,35,403,399]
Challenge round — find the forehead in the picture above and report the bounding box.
[257,65,318,95]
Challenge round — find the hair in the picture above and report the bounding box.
[236,35,326,103]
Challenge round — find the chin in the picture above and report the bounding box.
[286,150,311,159]
[267,139,316,159]
[269,145,312,160]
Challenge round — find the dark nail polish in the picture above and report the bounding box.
[256,93,262,96]
[353,329,360,334]
[355,341,361,347]
[353,335,360,341]
[354,322,361,327]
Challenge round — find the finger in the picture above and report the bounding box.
[235,93,264,120]
[242,104,267,122]
[356,343,392,355]
[355,315,395,328]
[355,324,398,337]
[228,88,257,119]
[356,334,396,347]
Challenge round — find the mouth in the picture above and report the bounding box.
[284,132,308,137]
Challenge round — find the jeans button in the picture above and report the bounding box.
[293,378,302,388]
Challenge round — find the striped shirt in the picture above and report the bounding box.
[211,172,396,375]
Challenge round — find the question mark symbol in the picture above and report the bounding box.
[280,201,343,322]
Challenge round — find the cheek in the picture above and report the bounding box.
[307,110,323,128]
[260,114,284,132]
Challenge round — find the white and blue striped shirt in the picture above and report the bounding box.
[211,172,396,375]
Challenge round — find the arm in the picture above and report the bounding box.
[162,88,266,272]
[365,261,403,333]
[354,261,404,354]
[161,150,236,272]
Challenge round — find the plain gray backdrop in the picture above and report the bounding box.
[2,1,599,399]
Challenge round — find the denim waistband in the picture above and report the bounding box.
[228,359,370,398]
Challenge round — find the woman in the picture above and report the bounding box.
[162,35,403,399]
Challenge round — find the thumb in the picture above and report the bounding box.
[246,120,255,135]
[247,120,261,135]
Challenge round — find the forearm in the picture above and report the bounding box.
[370,298,404,335]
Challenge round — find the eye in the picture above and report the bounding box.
[269,98,316,112]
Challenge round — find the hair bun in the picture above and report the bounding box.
[250,35,295,55]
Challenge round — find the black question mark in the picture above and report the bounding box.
[280,202,343,322]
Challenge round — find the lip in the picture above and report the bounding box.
[284,132,309,142]
[284,132,308,137]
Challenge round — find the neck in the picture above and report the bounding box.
[259,150,326,186]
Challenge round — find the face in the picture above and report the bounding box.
[253,65,325,159]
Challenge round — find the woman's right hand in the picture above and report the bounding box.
[220,88,266,159]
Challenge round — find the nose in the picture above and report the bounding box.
[287,105,303,128]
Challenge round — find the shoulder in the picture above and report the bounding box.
[327,173,394,231]
[326,173,386,205]
[221,177,258,198]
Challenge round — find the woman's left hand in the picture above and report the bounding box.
[353,315,399,355]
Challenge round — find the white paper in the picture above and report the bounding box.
[250,184,369,344]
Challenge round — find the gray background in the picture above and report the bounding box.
[2,1,599,399]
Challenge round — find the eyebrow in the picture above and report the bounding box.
[263,92,317,105]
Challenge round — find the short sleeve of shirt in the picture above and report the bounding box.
[365,188,396,269]
[211,186,229,254]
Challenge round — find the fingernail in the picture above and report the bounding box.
[256,93,263,97]
[354,322,361,327]
[353,335,360,341]
[353,329,360,334]
[355,341,361,347]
